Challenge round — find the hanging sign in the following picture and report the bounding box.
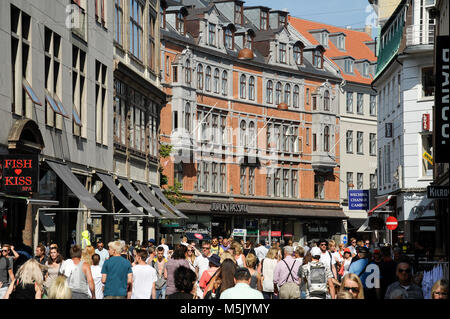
[0,154,39,194]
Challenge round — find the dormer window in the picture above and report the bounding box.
[261,10,268,30]
[344,59,354,73]
[313,49,323,69]
[293,43,304,65]
[279,43,287,64]
[224,28,234,50]
[320,32,328,47]
[209,23,216,46]
[337,35,345,50]
[244,33,254,50]
[176,12,185,35]
[362,62,369,77]
[278,14,287,28]
[235,4,243,25]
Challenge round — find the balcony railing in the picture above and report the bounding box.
[406,24,435,46]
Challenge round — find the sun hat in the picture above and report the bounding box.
[310,246,321,257]
[208,254,221,267]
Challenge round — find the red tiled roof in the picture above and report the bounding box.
[289,16,377,85]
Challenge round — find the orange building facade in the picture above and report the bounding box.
[158,0,346,245]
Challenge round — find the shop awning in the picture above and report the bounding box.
[46,160,106,212]
[39,213,55,232]
[117,177,161,219]
[368,195,394,216]
[152,185,189,219]
[96,172,145,216]
[348,218,367,230]
[133,182,179,219]
[357,219,370,232]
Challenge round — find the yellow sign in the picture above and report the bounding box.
[423,151,433,165]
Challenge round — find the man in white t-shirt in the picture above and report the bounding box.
[130,249,157,299]
[254,240,269,262]
[95,241,109,268]
[90,254,104,299]
[193,241,213,298]
[318,239,337,280]
[158,238,170,259]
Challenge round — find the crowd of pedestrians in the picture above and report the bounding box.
[0,236,448,299]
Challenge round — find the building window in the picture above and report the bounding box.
[282,170,289,197]
[312,96,317,110]
[284,84,291,105]
[312,133,317,151]
[213,68,220,93]
[370,174,377,189]
[357,93,364,114]
[212,163,218,193]
[220,116,227,145]
[306,88,310,105]
[185,59,191,84]
[291,171,298,198]
[370,95,376,116]
[275,82,282,105]
[197,64,203,89]
[205,66,211,92]
[357,173,363,190]
[293,85,299,108]
[173,111,178,130]
[220,163,226,193]
[337,35,345,50]
[203,162,210,192]
[274,169,281,197]
[148,13,155,70]
[313,50,323,68]
[245,33,254,50]
[225,28,234,50]
[324,90,330,111]
[362,62,369,77]
[129,0,143,60]
[320,32,329,46]
[212,114,218,144]
[314,175,325,199]
[165,56,170,76]
[421,67,435,97]
[114,0,123,44]
[346,130,353,153]
[248,167,255,195]
[266,80,273,104]
[176,11,185,35]
[240,75,246,99]
[266,174,272,197]
[235,4,243,25]
[249,76,255,101]
[357,131,363,154]
[283,126,289,152]
[279,43,287,63]
[261,10,268,30]
[172,65,178,82]
[175,162,183,186]
[294,44,303,64]
[344,59,354,73]
[95,61,108,145]
[73,46,87,137]
[240,120,247,147]
[306,128,310,146]
[185,103,191,132]
[240,166,247,195]
[278,14,287,27]
[369,133,376,156]
[248,121,256,147]
[209,23,216,46]
[346,172,353,195]
[346,92,353,113]
[222,71,228,95]
[324,126,330,152]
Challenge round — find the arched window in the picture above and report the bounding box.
[225,28,233,50]
[185,102,191,132]
[284,84,291,105]
[205,66,211,92]
[240,75,246,99]
[240,120,247,147]
[245,33,254,50]
[197,64,203,89]
[324,90,330,111]
[249,76,255,101]
[293,85,299,108]
[275,82,282,105]
[222,71,228,95]
[185,59,191,84]
[249,121,256,147]
[293,44,303,65]
[324,125,330,152]
[266,80,273,104]
[213,68,220,93]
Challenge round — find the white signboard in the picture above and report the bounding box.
[232,229,247,237]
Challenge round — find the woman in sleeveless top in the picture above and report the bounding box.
[232,242,246,268]
[245,253,262,291]
[261,248,279,299]
[4,259,44,299]
[44,246,63,292]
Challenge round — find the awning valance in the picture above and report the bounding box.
[46,160,106,212]
[152,185,189,219]
[133,182,178,219]
[117,177,161,219]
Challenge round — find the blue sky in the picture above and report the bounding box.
[243,0,376,30]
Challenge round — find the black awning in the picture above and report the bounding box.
[46,160,106,212]
[39,214,55,232]
[133,182,178,219]
[347,218,367,230]
[117,177,161,219]
[96,172,145,216]
[152,185,189,219]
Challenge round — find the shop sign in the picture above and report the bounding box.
[260,231,269,236]
[427,185,449,199]
[434,36,450,163]
[271,231,282,237]
[0,154,39,194]
[422,114,430,131]
[423,151,433,165]
[284,233,293,237]
[247,230,258,235]
[308,226,328,232]
[232,229,246,237]
[211,202,249,213]
[348,190,370,210]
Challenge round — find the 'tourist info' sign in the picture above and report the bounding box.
[0,154,39,194]
[434,36,450,163]
[210,203,249,213]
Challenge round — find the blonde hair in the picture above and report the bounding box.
[295,246,305,257]
[232,242,243,255]
[15,259,44,288]
[329,240,336,247]
[220,251,236,264]
[338,243,345,250]
[109,240,123,254]
[339,273,365,299]
[336,291,353,299]
[47,276,72,299]
[81,245,95,266]
[245,253,257,269]
[431,280,448,298]
[266,248,278,260]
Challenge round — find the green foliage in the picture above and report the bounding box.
[163,181,189,206]
[159,144,173,159]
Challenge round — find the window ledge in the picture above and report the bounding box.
[418,96,434,102]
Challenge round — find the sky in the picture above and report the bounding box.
[242,0,377,31]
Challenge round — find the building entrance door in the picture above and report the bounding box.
[211,216,231,238]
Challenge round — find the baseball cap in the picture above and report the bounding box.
[344,248,351,254]
[358,246,369,254]
[148,239,156,244]
[310,246,321,257]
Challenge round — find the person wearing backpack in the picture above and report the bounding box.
[273,246,301,299]
[299,247,336,299]
[349,246,381,299]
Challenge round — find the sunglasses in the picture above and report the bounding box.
[202,247,210,250]
[398,268,411,273]
[343,286,359,293]
[1,250,8,253]
[433,292,448,296]
[320,244,327,246]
